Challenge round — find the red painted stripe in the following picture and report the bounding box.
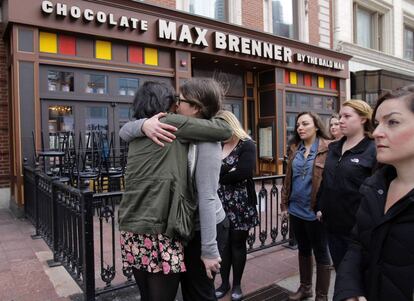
[129,46,143,64]
[285,70,290,84]
[59,35,76,55]
[331,79,337,90]
[304,74,312,86]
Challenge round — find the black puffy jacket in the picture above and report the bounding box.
[334,165,414,301]
[317,136,376,235]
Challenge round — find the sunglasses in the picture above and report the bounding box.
[175,95,202,107]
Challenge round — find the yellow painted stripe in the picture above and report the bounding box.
[289,72,297,85]
[144,48,158,66]
[95,40,112,60]
[39,32,57,53]
[318,76,325,88]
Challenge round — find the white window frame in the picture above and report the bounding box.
[176,0,241,25]
[263,0,306,42]
[353,0,392,53]
[403,13,414,61]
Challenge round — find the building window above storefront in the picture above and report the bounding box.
[353,3,385,51]
[263,0,298,39]
[176,0,241,24]
[404,26,414,61]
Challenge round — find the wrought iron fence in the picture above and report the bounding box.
[23,165,290,300]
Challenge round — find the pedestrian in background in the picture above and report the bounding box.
[329,113,342,140]
[334,85,414,301]
[215,110,259,301]
[281,112,332,301]
[317,100,376,270]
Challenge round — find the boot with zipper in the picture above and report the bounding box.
[314,264,331,301]
[289,256,313,301]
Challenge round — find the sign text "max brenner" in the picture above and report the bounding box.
[41,1,345,70]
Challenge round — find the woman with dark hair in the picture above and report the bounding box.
[317,100,376,271]
[118,80,232,301]
[281,112,332,301]
[334,85,414,301]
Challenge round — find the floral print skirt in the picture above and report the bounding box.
[120,231,186,275]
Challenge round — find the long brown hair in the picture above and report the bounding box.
[291,112,330,145]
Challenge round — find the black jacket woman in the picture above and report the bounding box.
[317,100,376,270]
[334,85,414,301]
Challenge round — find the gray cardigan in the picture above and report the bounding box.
[120,119,226,258]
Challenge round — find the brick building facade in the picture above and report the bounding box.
[1,0,350,210]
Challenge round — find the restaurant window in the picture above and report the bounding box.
[353,3,383,50]
[404,26,414,61]
[118,78,139,96]
[48,71,74,92]
[286,92,337,143]
[85,74,107,94]
[264,0,298,39]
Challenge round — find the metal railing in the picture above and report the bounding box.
[23,165,290,300]
[248,174,290,252]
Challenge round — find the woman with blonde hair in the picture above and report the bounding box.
[329,113,342,140]
[215,110,259,301]
[317,100,377,270]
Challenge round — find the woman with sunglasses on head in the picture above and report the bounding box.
[118,79,232,301]
[316,100,376,271]
[120,78,231,301]
[334,85,414,301]
[281,112,332,301]
[214,110,259,301]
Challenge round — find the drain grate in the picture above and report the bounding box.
[243,284,290,301]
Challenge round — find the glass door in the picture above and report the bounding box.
[42,101,78,151]
[42,100,133,151]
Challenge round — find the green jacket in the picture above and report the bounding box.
[118,113,232,241]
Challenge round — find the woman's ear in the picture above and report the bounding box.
[360,117,367,125]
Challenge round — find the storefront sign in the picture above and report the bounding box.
[40,0,345,70]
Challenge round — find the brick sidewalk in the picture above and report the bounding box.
[0,209,79,301]
[0,208,299,301]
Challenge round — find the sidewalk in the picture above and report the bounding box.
[0,209,81,301]
[0,208,304,301]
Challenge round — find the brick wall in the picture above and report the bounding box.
[308,0,320,46]
[144,0,176,9]
[0,25,10,188]
[242,0,263,32]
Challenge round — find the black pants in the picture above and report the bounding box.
[181,218,229,301]
[132,267,180,301]
[327,231,351,270]
[219,229,249,287]
[290,215,330,265]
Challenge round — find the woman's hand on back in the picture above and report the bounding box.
[142,112,177,147]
